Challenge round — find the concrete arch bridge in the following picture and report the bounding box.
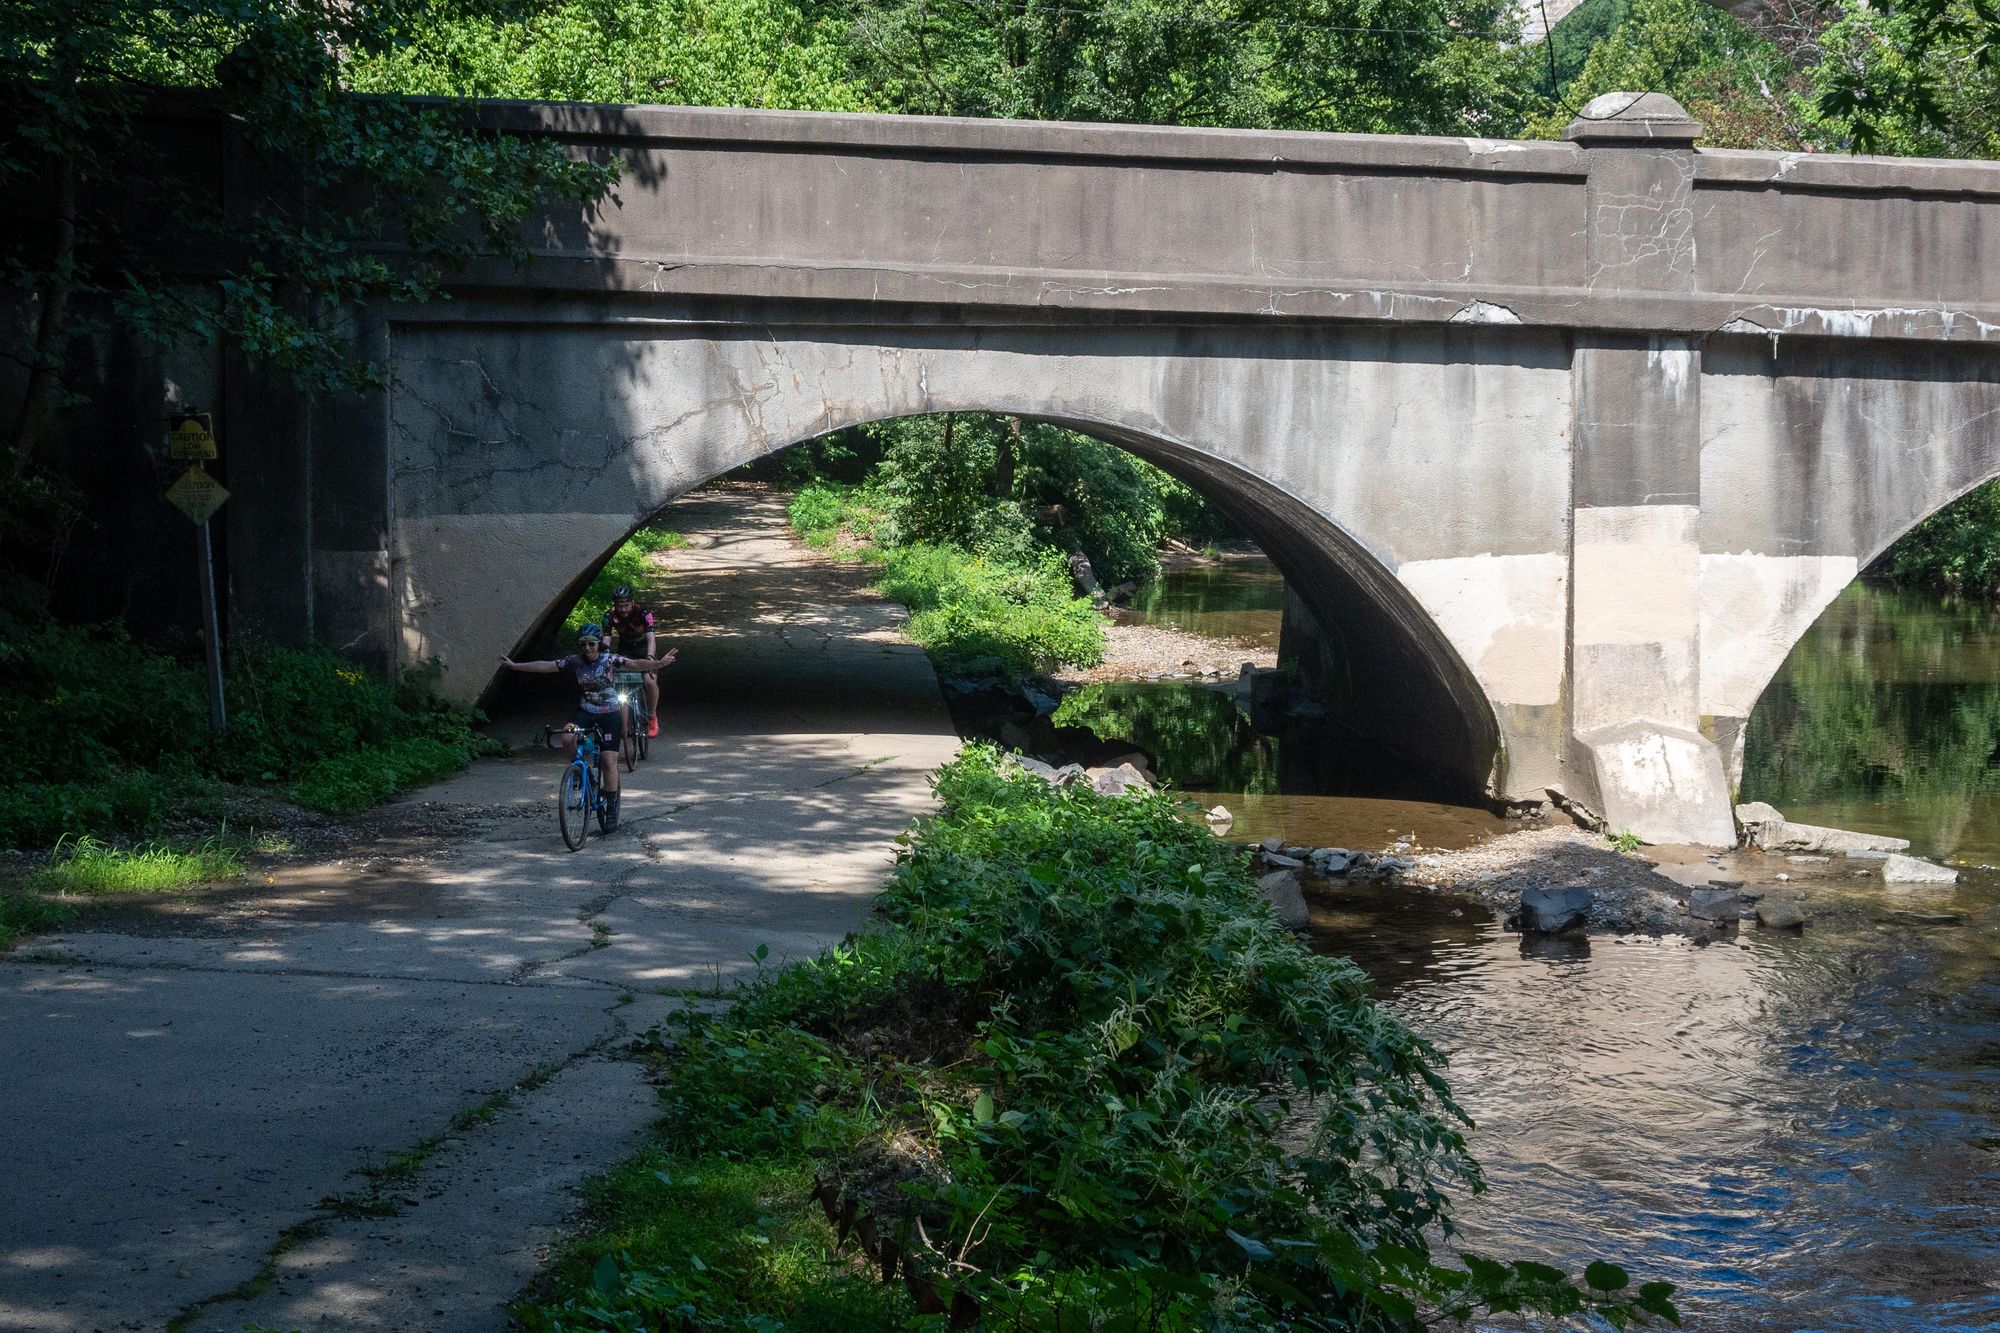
[199,93,2000,846]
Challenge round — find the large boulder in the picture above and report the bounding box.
[1519,885,1592,933]
[1006,754,1059,783]
[1751,820,1908,854]
[1089,763,1152,797]
[1881,853,1957,884]
[1755,900,1807,930]
[1256,870,1311,929]
[1688,886,1742,921]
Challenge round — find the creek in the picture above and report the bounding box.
[978,558,2000,1328]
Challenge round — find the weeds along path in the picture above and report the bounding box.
[0,482,962,1333]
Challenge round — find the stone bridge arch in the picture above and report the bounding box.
[1700,335,2000,783]
[394,321,1562,802]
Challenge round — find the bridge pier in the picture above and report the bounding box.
[1560,97,1735,846]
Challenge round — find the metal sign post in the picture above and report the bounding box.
[164,412,229,735]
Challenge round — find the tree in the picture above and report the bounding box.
[840,0,1538,133]
[348,0,873,110]
[1,0,615,484]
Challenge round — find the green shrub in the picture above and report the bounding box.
[0,626,488,849]
[289,736,483,814]
[24,834,245,894]
[0,893,75,949]
[878,543,1104,675]
[1888,478,2000,594]
[526,749,1674,1331]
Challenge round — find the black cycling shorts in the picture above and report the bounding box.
[568,708,625,745]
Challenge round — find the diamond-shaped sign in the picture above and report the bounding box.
[165,464,229,525]
[167,412,217,460]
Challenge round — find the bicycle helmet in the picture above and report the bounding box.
[578,623,605,644]
[611,585,635,602]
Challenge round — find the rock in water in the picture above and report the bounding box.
[1752,820,1909,854]
[1689,886,1741,920]
[1203,805,1234,829]
[1256,870,1310,929]
[1756,900,1807,930]
[1260,852,1305,869]
[1734,800,1785,827]
[1258,835,1285,854]
[1519,885,1592,933]
[1881,853,1958,884]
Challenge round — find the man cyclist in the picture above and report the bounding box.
[605,585,660,738]
[499,624,676,831]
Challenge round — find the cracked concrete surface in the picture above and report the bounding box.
[0,489,961,1332]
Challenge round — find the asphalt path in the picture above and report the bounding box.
[0,488,961,1332]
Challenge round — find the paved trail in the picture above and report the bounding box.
[0,487,961,1332]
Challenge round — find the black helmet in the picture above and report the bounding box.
[611,585,635,602]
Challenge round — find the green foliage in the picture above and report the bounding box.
[1606,829,1644,854]
[844,0,1535,135]
[561,526,686,636]
[2,0,618,407]
[1054,682,1283,793]
[1814,0,2000,154]
[1524,0,1807,147]
[0,892,75,949]
[1742,578,2000,853]
[288,737,484,814]
[0,624,488,847]
[878,544,1106,675]
[1889,481,2000,595]
[789,475,1106,676]
[863,414,1236,586]
[23,834,245,894]
[352,0,874,111]
[526,748,1676,1330]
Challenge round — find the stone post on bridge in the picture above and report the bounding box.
[1561,93,1737,847]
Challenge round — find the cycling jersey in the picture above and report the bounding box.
[606,604,655,657]
[555,651,631,713]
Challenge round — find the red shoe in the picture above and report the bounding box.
[646,716,659,738]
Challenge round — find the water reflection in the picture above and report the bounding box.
[1310,879,2000,1330]
[1744,579,2000,863]
[1112,556,1284,651]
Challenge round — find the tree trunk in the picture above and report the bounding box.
[8,156,78,480]
[996,415,1020,498]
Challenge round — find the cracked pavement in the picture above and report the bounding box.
[0,487,962,1332]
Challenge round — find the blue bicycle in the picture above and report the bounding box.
[547,724,613,850]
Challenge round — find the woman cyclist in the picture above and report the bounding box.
[499,624,676,831]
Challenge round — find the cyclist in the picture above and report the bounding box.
[605,584,660,738]
[499,624,677,831]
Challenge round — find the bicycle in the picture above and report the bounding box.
[546,723,614,850]
[617,670,653,764]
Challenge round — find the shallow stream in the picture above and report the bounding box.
[1051,562,2000,1328]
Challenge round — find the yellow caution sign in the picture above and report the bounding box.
[168,412,218,460]
[165,464,230,525]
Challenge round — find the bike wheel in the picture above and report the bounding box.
[558,764,589,851]
[621,724,638,772]
[637,706,651,760]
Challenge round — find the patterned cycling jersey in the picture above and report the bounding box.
[606,604,655,656]
[555,651,630,713]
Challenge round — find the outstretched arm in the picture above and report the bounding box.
[499,656,562,673]
[623,648,678,672]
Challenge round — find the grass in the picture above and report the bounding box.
[22,834,246,895]
[514,1149,911,1332]
[0,893,76,949]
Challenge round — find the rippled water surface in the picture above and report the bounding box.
[1115,567,2000,1327]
